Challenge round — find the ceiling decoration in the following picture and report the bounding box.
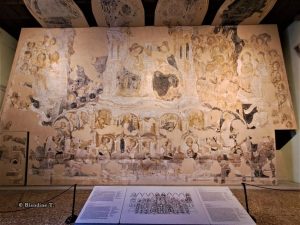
[212,0,277,25]
[23,0,89,27]
[154,0,209,26]
[1,0,299,40]
[91,0,145,27]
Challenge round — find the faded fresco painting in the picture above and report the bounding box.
[23,0,89,28]
[91,0,144,27]
[154,0,209,26]
[0,131,27,185]
[212,0,277,25]
[0,25,296,185]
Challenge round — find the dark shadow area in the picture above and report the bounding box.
[142,0,158,26]
[275,129,297,150]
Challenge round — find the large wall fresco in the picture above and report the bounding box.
[0,26,296,185]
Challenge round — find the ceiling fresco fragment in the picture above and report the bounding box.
[23,0,89,28]
[155,0,209,26]
[212,0,277,25]
[91,0,145,27]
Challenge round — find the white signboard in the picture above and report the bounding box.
[120,186,209,225]
[76,186,126,224]
[196,187,256,225]
[75,186,256,225]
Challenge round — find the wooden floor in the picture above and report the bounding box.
[0,186,300,225]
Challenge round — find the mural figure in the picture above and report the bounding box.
[95,109,112,129]
[188,111,204,131]
[120,114,139,135]
[97,135,114,159]
[117,68,141,96]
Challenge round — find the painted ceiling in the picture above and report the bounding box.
[1,0,299,39]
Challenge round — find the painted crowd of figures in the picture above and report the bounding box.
[28,107,276,184]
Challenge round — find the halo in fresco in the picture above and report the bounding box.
[23,0,89,27]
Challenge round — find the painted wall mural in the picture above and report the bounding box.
[154,0,209,26]
[23,0,89,27]
[0,131,27,185]
[212,0,277,25]
[0,25,296,185]
[91,0,144,27]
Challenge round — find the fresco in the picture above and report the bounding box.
[0,25,296,185]
[23,0,89,27]
[0,131,27,185]
[91,0,144,27]
[154,0,209,26]
[212,0,277,25]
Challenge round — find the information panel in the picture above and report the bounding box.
[75,186,256,225]
[121,186,209,225]
[196,187,255,225]
[75,186,126,225]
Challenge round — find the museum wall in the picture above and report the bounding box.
[0,28,17,107]
[277,21,300,183]
[0,25,297,185]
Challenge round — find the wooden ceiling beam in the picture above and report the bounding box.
[0,0,25,5]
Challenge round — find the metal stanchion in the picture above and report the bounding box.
[65,184,78,224]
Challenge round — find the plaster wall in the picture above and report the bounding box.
[0,28,17,107]
[278,21,300,183]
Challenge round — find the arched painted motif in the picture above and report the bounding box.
[91,0,145,27]
[212,0,277,25]
[23,0,89,27]
[155,0,209,26]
